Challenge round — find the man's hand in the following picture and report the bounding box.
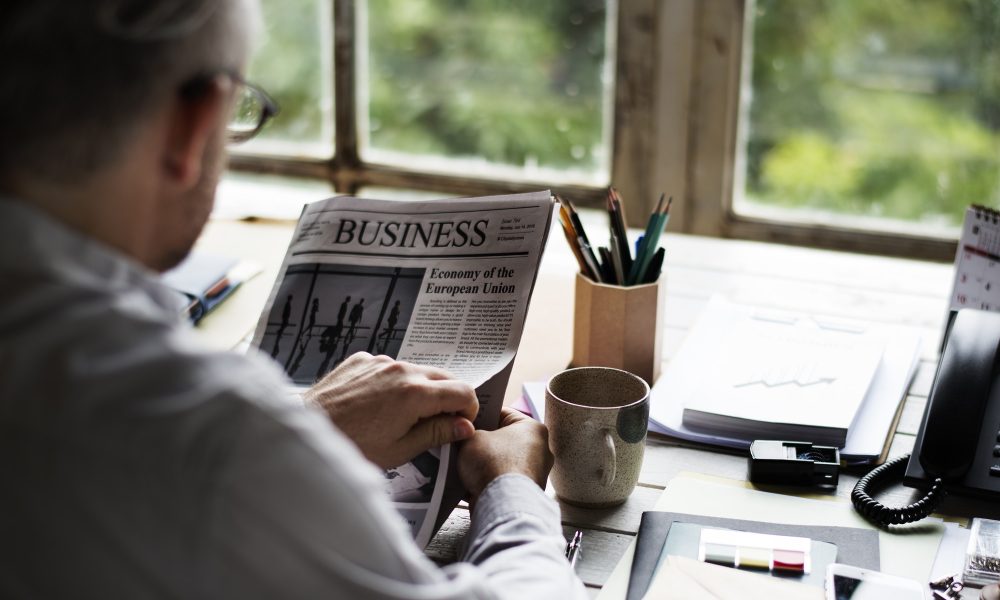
[304,352,479,469]
[458,407,553,504]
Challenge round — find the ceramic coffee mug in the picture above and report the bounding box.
[545,366,650,507]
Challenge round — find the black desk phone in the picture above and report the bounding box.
[904,308,1000,498]
[852,308,1000,526]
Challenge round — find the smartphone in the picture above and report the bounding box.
[825,564,923,600]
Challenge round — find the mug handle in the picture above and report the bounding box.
[600,429,616,487]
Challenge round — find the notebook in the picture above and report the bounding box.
[161,252,254,324]
[674,297,885,447]
[625,511,880,600]
[649,296,922,463]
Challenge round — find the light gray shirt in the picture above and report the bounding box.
[0,200,587,600]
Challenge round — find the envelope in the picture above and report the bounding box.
[643,555,824,600]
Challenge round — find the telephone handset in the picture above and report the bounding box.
[852,309,1000,526]
[904,308,1000,497]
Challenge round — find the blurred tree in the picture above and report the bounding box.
[366,0,609,172]
[746,0,1000,225]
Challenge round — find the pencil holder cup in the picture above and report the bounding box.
[571,273,663,385]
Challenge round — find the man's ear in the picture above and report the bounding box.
[163,76,231,188]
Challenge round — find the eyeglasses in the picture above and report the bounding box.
[226,79,279,144]
[180,72,279,144]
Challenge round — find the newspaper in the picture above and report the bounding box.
[249,190,554,546]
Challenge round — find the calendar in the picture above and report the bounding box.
[950,205,1000,312]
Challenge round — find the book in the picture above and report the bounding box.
[649,296,922,463]
[674,296,885,447]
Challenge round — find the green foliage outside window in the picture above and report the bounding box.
[366,0,609,174]
[746,0,1000,226]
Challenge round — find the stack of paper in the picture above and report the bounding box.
[649,296,922,464]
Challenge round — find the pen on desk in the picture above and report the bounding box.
[566,530,583,568]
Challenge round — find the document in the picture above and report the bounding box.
[249,191,554,547]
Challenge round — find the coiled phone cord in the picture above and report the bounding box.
[851,454,946,527]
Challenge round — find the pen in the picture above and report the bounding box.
[609,234,626,285]
[578,236,605,283]
[566,530,583,569]
[642,246,665,283]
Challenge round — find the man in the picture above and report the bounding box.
[0,1,587,598]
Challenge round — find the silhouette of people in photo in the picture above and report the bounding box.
[306,298,319,339]
[378,300,401,354]
[316,295,350,380]
[271,294,293,358]
[346,297,365,345]
[288,298,322,376]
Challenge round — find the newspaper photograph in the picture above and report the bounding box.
[250,190,554,546]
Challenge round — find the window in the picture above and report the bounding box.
[230,1,999,259]
[742,2,1000,229]
[685,0,1000,259]
[232,0,619,207]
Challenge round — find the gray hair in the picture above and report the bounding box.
[0,0,258,185]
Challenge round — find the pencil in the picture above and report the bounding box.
[607,189,632,276]
[609,233,626,284]
[627,193,665,285]
[563,195,593,249]
[558,208,591,279]
[636,196,672,283]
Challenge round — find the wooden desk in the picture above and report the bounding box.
[193,216,980,597]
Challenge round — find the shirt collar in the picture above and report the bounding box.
[0,197,180,315]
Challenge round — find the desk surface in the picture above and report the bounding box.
[193,216,982,597]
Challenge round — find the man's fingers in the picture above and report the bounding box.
[412,379,479,422]
[396,416,475,464]
[498,406,530,427]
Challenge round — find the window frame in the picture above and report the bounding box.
[227,0,961,261]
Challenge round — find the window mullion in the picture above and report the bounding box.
[332,0,359,192]
[609,0,658,227]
